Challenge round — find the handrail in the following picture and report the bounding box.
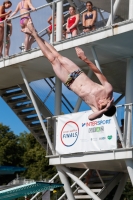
[8,0,63,21]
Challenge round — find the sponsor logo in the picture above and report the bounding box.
[107,135,112,140]
[82,119,111,127]
[88,126,104,133]
[91,138,97,141]
[82,123,86,127]
[60,121,79,147]
[99,137,106,140]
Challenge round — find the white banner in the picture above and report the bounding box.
[56,110,117,154]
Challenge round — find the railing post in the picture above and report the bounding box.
[51,2,55,44]
[129,0,133,19]
[125,58,133,186]
[56,0,63,42]
[111,0,114,25]
[3,20,7,58]
[106,0,121,26]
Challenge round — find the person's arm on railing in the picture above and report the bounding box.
[27,1,36,11]
[82,12,86,27]
[9,4,19,18]
[90,10,97,26]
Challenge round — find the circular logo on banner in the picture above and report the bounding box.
[60,121,79,147]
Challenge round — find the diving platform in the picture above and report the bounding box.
[49,148,133,172]
[0,19,133,94]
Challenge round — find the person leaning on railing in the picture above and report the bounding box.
[66,6,79,39]
[0,0,12,59]
[82,1,97,33]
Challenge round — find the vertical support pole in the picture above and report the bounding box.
[19,66,55,155]
[55,77,62,115]
[56,166,75,200]
[56,1,63,42]
[125,58,133,186]
[125,59,133,147]
[3,20,7,58]
[54,78,75,200]
[61,166,101,200]
[129,0,133,19]
[51,2,55,44]
[106,0,121,26]
[113,173,128,200]
[111,0,114,25]
[91,46,102,72]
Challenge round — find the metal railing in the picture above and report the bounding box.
[8,177,34,186]
[0,0,131,62]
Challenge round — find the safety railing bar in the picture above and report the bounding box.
[116,103,133,108]
[58,169,89,200]
[38,26,49,35]
[8,0,64,21]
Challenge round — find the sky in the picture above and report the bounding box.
[0,0,51,134]
[0,0,125,135]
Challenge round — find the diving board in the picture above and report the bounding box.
[0,182,63,200]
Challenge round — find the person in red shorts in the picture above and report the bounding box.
[66,6,79,39]
[47,13,64,41]
[47,13,56,35]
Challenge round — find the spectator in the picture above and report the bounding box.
[47,13,56,35]
[66,6,79,39]
[10,0,36,51]
[47,13,64,41]
[0,0,12,59]
[82,1,97,33]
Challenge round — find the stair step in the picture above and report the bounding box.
[18,110,36,116]
[2,90,24,98]
[88,183,103,188]
[13,103,33,110]
[24,116,39,122]
[1,85,20,93]
[7,96,29,104]
[30,123,42,128]
[78,189,101,194]
[75,195,91,199]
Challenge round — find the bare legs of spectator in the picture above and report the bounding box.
[24,33,34,51]
[5,37,10,57]
[0,24,4,58]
